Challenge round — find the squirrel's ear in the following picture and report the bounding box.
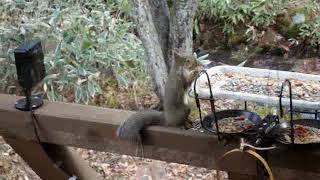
[173,52,185,63]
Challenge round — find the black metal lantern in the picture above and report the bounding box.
[14,40,45,111]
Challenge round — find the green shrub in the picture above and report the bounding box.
[197,0,320,48]
[0,0,146,104]
[198,0,288,34]
[299,17,320,47]
[297,0,320,47]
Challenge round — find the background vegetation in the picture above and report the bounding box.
[0,0,319,106]
[0,0,145,104]
[196,0,320,53]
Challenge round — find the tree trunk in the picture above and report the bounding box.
[131,0,198,104]
[131,0,168,103]
[148,0,170,67]
[170,0,198,56]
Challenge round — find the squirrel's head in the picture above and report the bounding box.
[172,49,199,69]
[172,49,202,80]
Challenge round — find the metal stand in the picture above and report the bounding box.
[193,70,221,140]
[279,79,295,146]
[245,101,248,110]
[15,95,43,111]
[15,89,43,111]
[289,109,319,120]
[192,70,320,179]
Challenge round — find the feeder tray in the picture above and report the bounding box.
[190,65,320,111]
[192,68,320,149]
[202,110,262,135]
[275,119,320,145]
[190,67,320,180]
[276,79,320,147]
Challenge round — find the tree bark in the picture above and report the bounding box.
[148,0,170,67]
[131,0,168,103]
[131,0,198,103]
[170,0,198,56]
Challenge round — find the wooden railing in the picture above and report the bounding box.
[1,93,320,179]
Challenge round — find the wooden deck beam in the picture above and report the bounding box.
[1,93,320,176]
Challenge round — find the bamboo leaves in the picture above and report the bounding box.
[0,0,146,104]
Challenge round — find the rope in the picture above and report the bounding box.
[218,139,275,180]
[241,142,276,151]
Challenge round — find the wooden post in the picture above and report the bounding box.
[4,138,70,180]
[4,138,103,180]
[44,144,103,180]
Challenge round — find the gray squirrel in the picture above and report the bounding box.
[116,51,201,143]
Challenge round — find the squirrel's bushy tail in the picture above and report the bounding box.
[116,110,165,144]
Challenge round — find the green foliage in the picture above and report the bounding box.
[197,0,320,48]
[297,0,320,46]
[299,17,320,46]
[198,0,288,34]
[0,0,146,104]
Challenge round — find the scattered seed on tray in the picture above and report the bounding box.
[281,124,320,144]
[211,116,254,133]
[201,72,320,102]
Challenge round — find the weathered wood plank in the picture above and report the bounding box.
[1,94,320,175]
[4,138,70,180]
[0,94,257,175]
[4,138,104,180]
